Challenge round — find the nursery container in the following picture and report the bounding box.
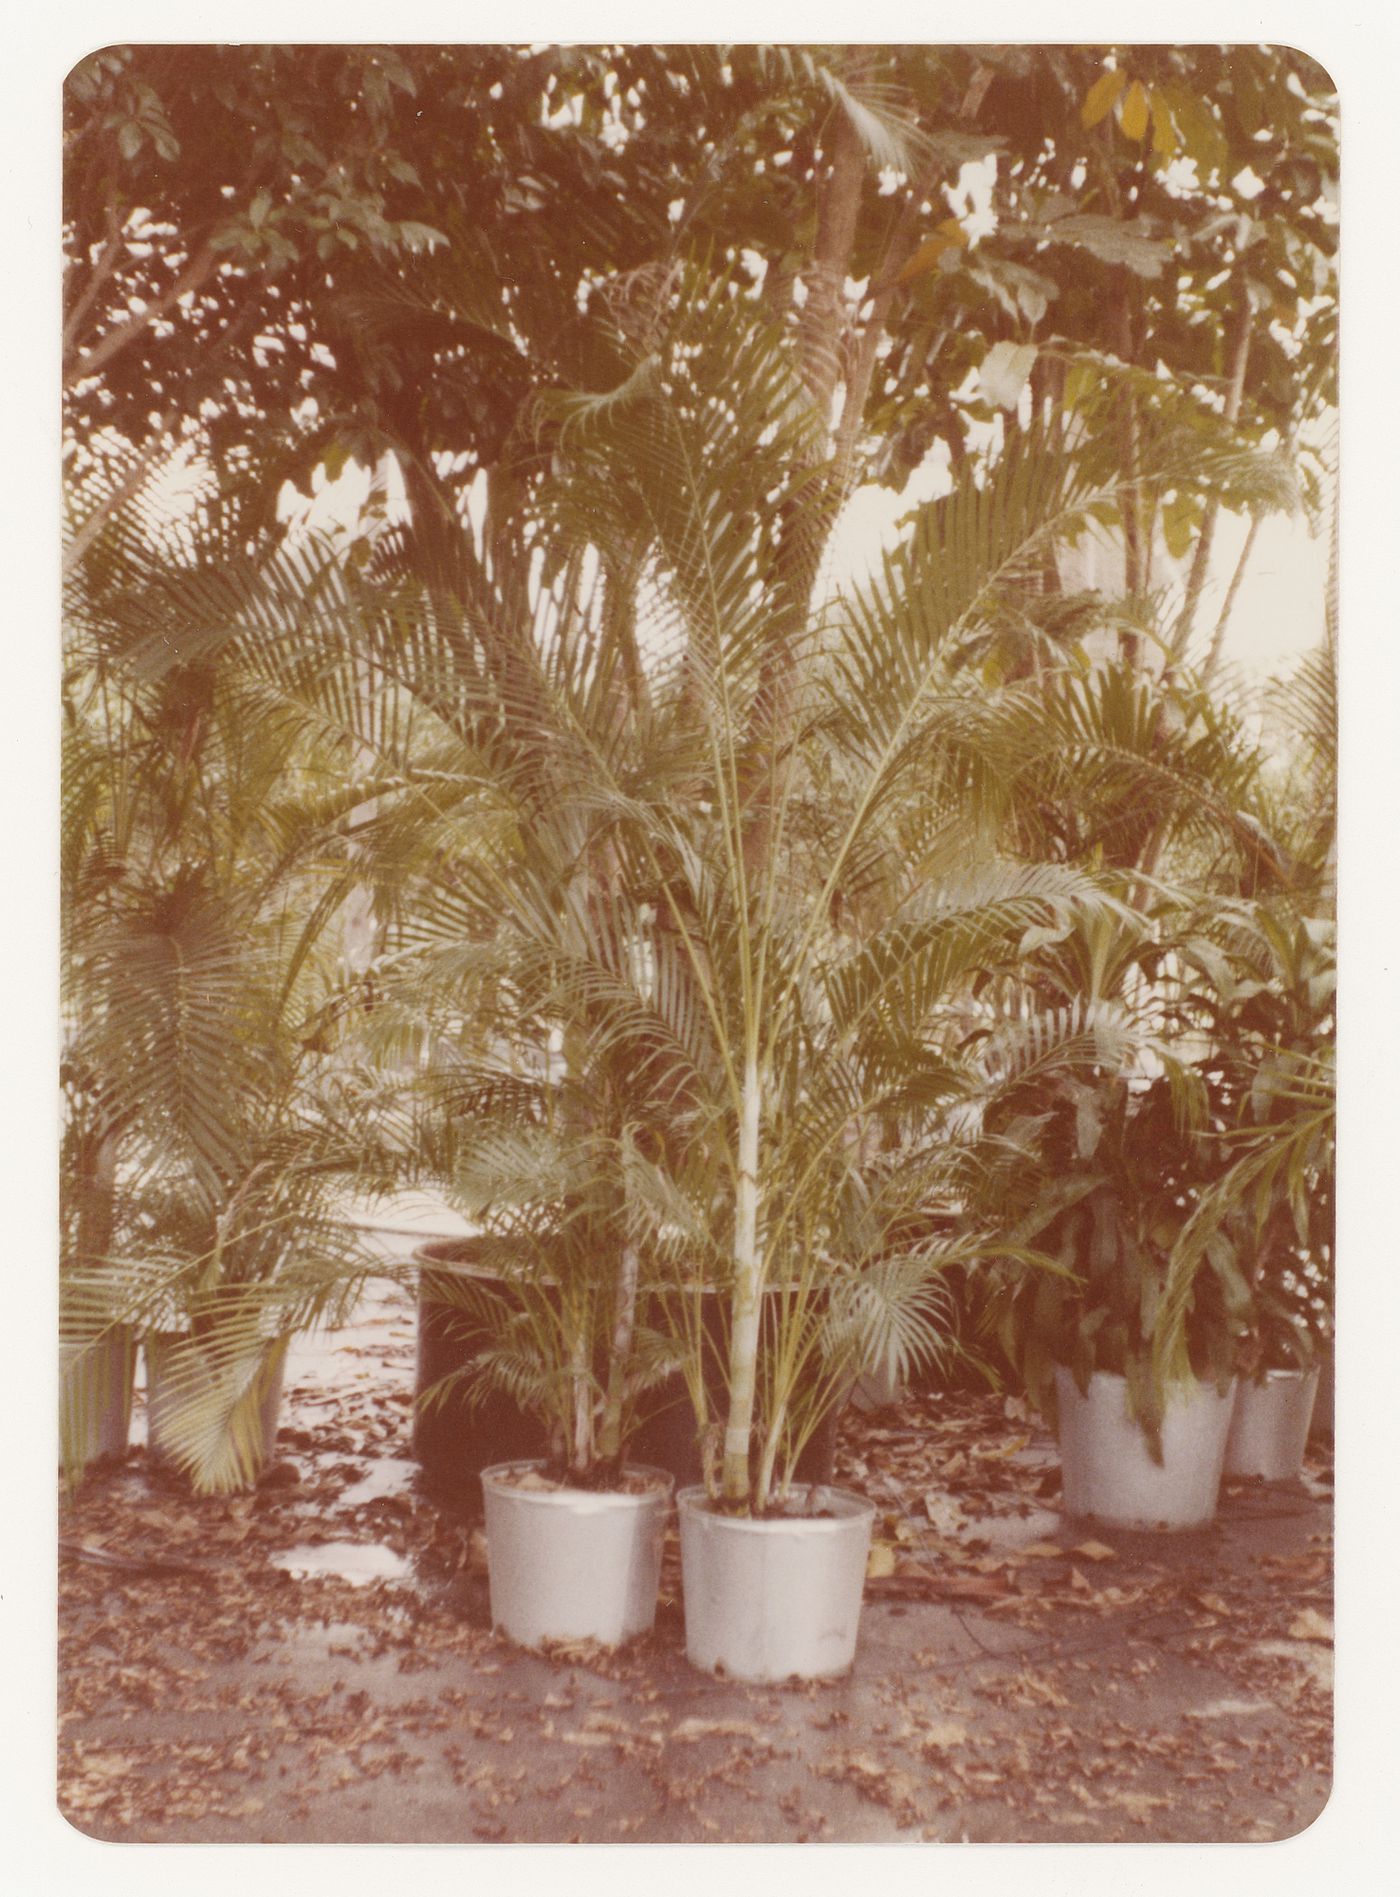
[1309,1345,1334,1444]
[481,1460,673,1648]
[145,1331,288,1475]
[677,1483,876,1682]
[60,1325,135,1469]
[413,1242,546,1493]
[1225,1367,1320,1481]
[1054,1367,1236,1531]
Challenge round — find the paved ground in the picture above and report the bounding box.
[57,1215,1333,1846]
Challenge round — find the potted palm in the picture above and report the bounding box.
[60,1061,137,1476]
[1161,902,1335,1481]
[987,1058,1248,1530]
[426,1159,676,1650]
[394,823,684,1647]
[977,892,1260,1531]
[62,470,395,1491]
[1157,626,1336,1480]
[273,469,700,1647]
[307,292,1086,1674]
[527,278,1169,1678]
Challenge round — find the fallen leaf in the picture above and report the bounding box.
[866,1541,897,1579]
[672,1717,769,1743]
[922,1493,968,1536]
[1072,1540,1117,1562]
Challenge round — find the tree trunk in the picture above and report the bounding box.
[1170,288,1254,665]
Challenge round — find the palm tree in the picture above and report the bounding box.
[61,463,397,1489]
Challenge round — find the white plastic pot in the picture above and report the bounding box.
[145,1332,288,1474]
[1225,1367,1320,1481]
[677,1483,876,1682]
[60,1326,135,1470]
[481,1461,673,1649]
[1054,1367,1237,1531]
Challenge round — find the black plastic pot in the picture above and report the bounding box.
[1308,1340,1335,1445]
[411,1241,839,1496]
[413,1240,548,1497]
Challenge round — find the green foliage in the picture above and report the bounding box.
[60,45,1337,1502]
[61,469,400,1489]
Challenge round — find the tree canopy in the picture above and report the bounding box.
[64,42,1337,567]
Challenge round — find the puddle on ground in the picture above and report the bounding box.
[973,1507,1065,1551]
[271,1541,412,1585]
[337,1458,417,1508]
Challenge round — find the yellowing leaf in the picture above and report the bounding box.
[1120,81,1151,142]
[866,1540,897,1579]
[896,218,968,284]
[1081,67,1128,129]
[1150,94,1180,158]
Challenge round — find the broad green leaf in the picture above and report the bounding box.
[1045,214,1168,280]
[1062,359,1097,413]
[1161,490,1202,561]
[979,341,1038,410]
[1150,95,1180,159]
[1120,82,1150,143]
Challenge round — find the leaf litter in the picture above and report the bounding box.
[60,1297,1332,1843]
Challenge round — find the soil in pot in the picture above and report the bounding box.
[1225,1366,1320,1481]
[676,1483,875,1683]
[1054,1367,1236,1531]
[480,1458,673,1649]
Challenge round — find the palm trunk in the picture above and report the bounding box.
[597,1239,640,1467]
[721,1051,764,1506]
[569,1328,592,1479]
